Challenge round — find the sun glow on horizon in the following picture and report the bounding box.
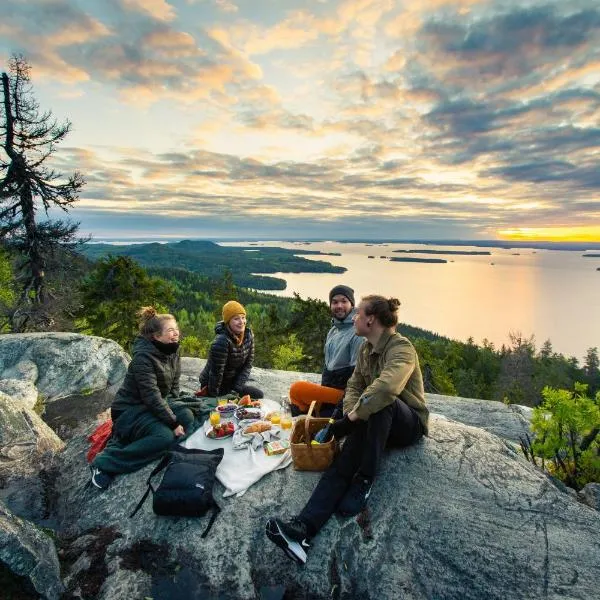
[498,226,600,242]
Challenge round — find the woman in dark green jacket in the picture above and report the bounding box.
[90,307,195,490]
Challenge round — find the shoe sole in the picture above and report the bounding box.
[90,467,111,490]
[265,519,307,565]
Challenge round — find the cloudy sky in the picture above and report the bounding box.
[1,0,599,240]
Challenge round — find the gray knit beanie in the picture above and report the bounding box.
[329,285,355,306]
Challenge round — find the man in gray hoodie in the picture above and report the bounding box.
[289,285,364,417]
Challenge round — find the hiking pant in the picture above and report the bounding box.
[289,381,344,417]
[236,384,264,399]
[218,380,264,400]
[92,404,196,475]
[298,398,423,536]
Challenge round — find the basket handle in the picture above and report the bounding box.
[304,401,318,449]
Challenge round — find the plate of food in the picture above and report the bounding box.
[206,421,235,439]
[235,407,262,421]
[236,395,262,408]
[217,403,237,420]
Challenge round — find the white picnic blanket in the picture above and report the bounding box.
[182,398,292,497]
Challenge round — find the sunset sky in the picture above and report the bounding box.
[1,0,599,241]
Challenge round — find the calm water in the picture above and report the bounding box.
[221,241,600,362]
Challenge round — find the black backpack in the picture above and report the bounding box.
[130,447,224,537]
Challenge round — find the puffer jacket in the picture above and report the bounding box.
[321,309,364,390]
[111,336,181,428]
[199,321,255,396]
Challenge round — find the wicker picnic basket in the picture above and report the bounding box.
[290,401,338,471]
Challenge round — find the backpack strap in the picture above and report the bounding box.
[201,503,221,538]
[130,453,172,518]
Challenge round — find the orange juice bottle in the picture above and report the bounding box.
[281,415,292,430]
[209,411,220,427]
[270,412,281,425]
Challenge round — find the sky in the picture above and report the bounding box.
[1,0,600,241]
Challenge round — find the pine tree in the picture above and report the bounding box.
[1,55,84,330]
[79,256,175,350]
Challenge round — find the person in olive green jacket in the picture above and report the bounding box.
[266,295,428,565]
[90,307,196,490]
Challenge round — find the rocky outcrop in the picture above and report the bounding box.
[579,482,600,511]
[0,333,129,402]
[1,335,599,600]
[426,393,532,444]
[53,415,600,600]
[0,379,39,411]
[0,390,64,478]
[0,502,64,600]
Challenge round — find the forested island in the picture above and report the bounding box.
[390,257,447,263]
[81,240,345,290]
[393,249,491,256]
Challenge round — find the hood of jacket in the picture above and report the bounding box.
[331,308,357,329]
[131,335,177,359]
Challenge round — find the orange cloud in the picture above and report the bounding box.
[120,0,177,22]
[498,226,600,242]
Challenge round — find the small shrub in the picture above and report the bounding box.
[527,383,600,489]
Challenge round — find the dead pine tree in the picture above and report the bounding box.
[0,54,84,331]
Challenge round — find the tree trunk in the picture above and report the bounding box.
[20,177,44,304]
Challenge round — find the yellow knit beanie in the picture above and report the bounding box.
[222,300,246,324]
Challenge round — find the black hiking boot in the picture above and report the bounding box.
[265,517,310,565]
[337,474,373,517]
[90,466,115,490]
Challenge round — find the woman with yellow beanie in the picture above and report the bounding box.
[199,300,264,399]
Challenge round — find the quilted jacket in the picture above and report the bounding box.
[199,321,255,396]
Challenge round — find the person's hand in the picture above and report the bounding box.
[173,425,185,437]
[329,415,357,439]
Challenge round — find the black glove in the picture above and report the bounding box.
[329,415,357,440]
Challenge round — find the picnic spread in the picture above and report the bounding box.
[182,397,293,497]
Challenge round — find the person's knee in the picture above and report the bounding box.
[175,408,195,430]
[289,381,309,407]
[368,404,394,427]
[289,381,303,400]
[152,426,176,449]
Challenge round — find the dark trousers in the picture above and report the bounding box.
[92,404,196,475]
[223,383,264,399]
[299,398,422,535]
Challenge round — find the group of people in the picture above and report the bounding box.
[90,285,429,566]
[90,300,261,489]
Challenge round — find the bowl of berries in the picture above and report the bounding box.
[216,403,237,422]
[206,421,235,439]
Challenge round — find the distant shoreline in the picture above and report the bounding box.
[88,237,600,252]
[393,249,491,256]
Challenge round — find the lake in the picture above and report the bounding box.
[221,241,600,362]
